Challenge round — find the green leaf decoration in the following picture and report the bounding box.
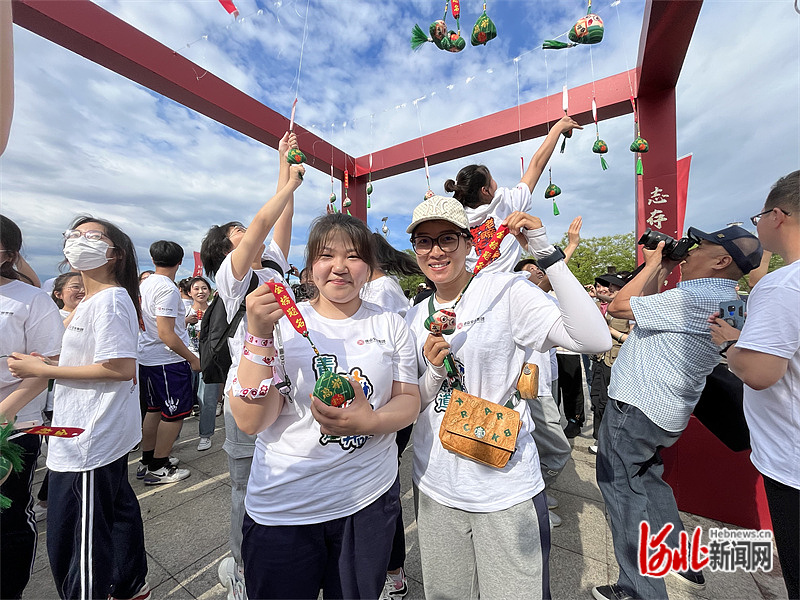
[630,137,649,153]
[545,183,562,198]
[313,370,355,408]
[286,148,306,164]
[600,156,609,171]
[542,40,577,50]
[471,11,497,46]
[568,13,604,45]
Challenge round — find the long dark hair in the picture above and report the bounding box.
[68,216,142,323]
[444,164,492,209]
[0,215,35,285]
[372,233,421,277]
[305,213,378,280]
[51,271,82,308]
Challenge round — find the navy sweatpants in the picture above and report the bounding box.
[47,453,148,600]
[242,476,400,599]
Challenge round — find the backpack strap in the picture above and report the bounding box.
[224,272,261,343]
[260,258,284,278]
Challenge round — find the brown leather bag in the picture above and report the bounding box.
[439,389,521,468]
[516,363,539,399]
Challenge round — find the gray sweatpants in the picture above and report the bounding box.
[526,395,571,488]
[223,393,256,568]
[414,487,551,600]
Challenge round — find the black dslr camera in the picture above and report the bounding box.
[637,228,698,262]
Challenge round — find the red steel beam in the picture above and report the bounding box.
[353,70,637,181]
[11,0,352,179]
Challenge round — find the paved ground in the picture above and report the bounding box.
[24,408,789,600]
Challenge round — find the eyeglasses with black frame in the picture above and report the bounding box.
[750,207,791,226]
[62,229,108,242]
[410,232,469,255]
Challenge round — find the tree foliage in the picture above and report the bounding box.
[556,231,637,286]
[397,248,425,296]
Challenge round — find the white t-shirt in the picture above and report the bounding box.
[464,183,532,274]
[48,287,141,472]
[0,280,64,423]
[360,275,411,317]
[215,241,290,394]
[405,271,560,512]
[245,300,418,525]
[138,274,191,366]
[737,259,800,489]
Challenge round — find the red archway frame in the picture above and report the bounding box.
[11,0,702,285]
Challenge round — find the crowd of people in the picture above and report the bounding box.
[0,120,797,600]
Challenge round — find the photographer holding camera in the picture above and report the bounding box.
[592,225,762,600]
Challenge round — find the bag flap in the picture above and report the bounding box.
[441,389,520,452]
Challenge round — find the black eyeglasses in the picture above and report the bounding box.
[410,233,468,255]
[750,208,791,226]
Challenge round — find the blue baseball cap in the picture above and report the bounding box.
[687,226,762,274]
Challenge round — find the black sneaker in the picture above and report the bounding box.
[591,584,638,600]
[563,419,582,438]
[669,569,706,590]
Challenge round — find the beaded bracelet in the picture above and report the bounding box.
[245,332,274,347]
[242,347,276,367]
[231,376,273,399]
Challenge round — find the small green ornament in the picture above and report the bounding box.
[592,139,608,154]
[471,10,497,46]
[411,20,447,50]
[544,183,561,198]
[366,182,373,195]
[630,137,649,153]
[552,200,560,216]
[343,198,351,208]
[424,189,435,200]
[329,193,336,203]
[286,148,306,164]
[568,13,604,45]
[441,31,466,53]
[313,370,355,408]
[424,309,457,335]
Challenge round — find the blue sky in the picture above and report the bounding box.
[1,0,798,281]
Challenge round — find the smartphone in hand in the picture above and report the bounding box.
[719,299,746,330]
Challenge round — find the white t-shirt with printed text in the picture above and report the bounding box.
[464,183,532,274]
[0,280,64,424]
[244,300,418,525]
[737,260,800,489]
[48,287,141,472]
[360,275,411,317]
[138,274,191,366]
[406,271,560,512]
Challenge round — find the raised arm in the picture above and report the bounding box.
[520,116,582,192]
[230,163,304,281]
[608,242,678,320]
[273,133,298,259]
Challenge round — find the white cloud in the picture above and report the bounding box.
[1,0,797,282]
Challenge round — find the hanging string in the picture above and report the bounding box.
[289,0,312,131]
[514,57,525,178]
[414,99,434,195]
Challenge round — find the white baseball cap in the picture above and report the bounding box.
[406,195,470,233]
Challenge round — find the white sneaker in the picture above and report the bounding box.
[545,493,559,510]
[143,465,190,485]
[218,557,247,600]
[380,567,408,599]
[216,402,224,417]
[197,437,212,451]
[136,456,180,479]
[549,511,562,527]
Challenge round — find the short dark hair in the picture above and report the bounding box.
[765,170,800,214]
[305,213,377,280]
[200,221,243,278]
[189,276,211,291]
[513,258,538,272]
[444,164,492,209]
[177,277,193,294]
[150,240,184,267]
[0,214,34,285]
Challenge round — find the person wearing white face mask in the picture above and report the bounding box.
[8,216,151,600]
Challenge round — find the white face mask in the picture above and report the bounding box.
[63,237,113,271]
